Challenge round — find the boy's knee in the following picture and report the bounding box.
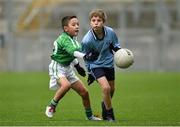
[60,83,71,91]
[103,85,111,94]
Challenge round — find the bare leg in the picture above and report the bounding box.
[108,80,115,98]
[53,77,71,101]
[71,80,97,120]
[45,77,71,118]
[71,80,90,108]
[97,76,112,110]
[98,77,115,121]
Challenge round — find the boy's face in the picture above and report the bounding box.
[64,18,79,36]
[90,16,104,33]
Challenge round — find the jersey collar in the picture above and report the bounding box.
[91,26,106,41]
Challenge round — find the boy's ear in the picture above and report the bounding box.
[64,26,68,32]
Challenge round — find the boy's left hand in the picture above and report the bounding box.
[74,63,86,77]
[109,43,121,54]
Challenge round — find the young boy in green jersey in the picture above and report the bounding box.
[45,15,101,121]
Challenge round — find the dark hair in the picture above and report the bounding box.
[61,15,77,29]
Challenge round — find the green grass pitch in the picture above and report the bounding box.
[0,72,179,126]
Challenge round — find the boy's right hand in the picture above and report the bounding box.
[84,51,99,61]
[87,73,95,85]
[74,63,86,77]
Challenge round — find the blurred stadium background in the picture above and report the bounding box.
[0,0,180,72]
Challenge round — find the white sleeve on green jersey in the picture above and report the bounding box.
[73,51,85,59]
[71,58,79,65]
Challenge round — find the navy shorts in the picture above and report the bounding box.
[91,67,115,81]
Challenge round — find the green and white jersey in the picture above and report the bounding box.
[51,32,81,65]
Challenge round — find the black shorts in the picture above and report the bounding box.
[91,67,115,81]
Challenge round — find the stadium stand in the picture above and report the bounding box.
[0,0,179,71]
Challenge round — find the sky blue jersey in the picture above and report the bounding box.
[82,26,121,71]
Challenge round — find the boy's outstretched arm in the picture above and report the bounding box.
[73,51,99,61]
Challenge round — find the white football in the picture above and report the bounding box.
[114,48,134,69]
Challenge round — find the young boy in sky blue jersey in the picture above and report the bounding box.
[82,9,121,121]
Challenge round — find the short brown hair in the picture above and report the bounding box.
[89,9,107,23]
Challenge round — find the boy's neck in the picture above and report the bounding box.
[64,32,74,38]
[93,27,105,40]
